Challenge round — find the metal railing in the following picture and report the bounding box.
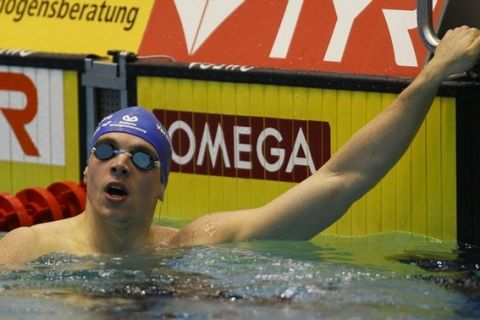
[417,0,480,79]
[417,0,440,53]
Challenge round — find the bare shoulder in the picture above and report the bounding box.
[0,226,37,244]
[0,218,78,266]
[167,210,260,246]
[151,224,180,245]
[0,227,41,266]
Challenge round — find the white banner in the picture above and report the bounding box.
[0,66,65,166]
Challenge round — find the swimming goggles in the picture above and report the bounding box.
[92,142,161,171]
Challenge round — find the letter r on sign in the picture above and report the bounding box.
[0,72,39,156]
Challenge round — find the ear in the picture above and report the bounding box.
[83,166,88,185]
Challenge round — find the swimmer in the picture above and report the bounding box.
[1,26,480,265]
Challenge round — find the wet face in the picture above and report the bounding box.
[84,132,163,226]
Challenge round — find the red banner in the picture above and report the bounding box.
[140,0,446,78]
[154,109,331,182]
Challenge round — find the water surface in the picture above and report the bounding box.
[0,232,479,319]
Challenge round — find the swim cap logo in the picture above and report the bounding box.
[157,123,171,144]
[122,115,138,122]
[100,120,112,127]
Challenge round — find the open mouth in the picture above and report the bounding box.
[105,182,129,198]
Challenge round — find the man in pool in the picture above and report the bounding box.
[1,27,480,266]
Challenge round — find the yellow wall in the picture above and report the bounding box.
[0,0,154,56]
[138,76,457,241]
[0,70,80,193]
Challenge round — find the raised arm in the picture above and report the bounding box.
[173,27,480,245]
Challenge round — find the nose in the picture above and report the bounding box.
[109,154,130,176]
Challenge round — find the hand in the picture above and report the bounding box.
[429,26,480,79]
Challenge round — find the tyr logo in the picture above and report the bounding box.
[0,72,39,156]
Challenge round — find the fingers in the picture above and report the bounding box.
[472,35,480,50]
[444,25,478,38]
[430,26,480,78]
[462,27,480,56]
[439,26,480,54]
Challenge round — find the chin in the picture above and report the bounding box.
[100,208,133,224]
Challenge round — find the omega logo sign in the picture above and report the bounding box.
[154,109,331,182]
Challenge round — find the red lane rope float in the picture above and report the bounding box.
[47,181,86,218]
[16,188,63,225]
[0,181,86,231]
[0,193,30,231]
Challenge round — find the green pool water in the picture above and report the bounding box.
[0,231,479,319]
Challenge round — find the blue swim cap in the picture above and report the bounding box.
[91,107,172,187]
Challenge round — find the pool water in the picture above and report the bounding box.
[0,232,479,319]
